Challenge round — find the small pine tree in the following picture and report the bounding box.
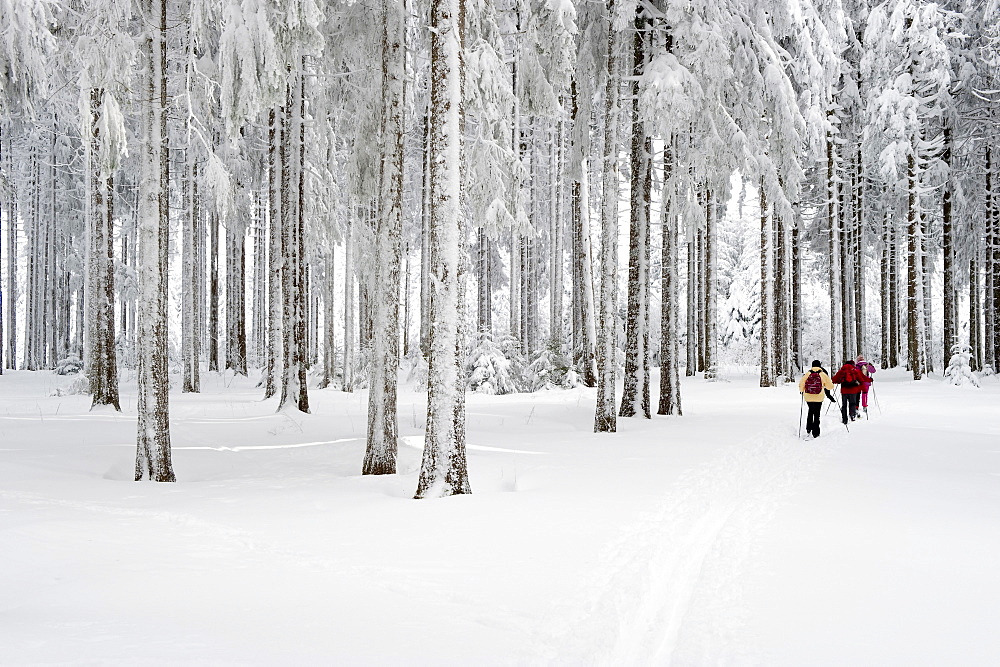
[944,344,980,387]
[466,332,520,395]
[525,340,578,391]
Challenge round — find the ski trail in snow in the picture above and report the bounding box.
[543,425,847,665]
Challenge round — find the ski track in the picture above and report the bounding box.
[543,423,847,665]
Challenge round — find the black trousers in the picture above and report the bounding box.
[806,401,822,436]
[840,393,860,423]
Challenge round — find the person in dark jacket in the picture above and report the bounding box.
[798,360,835,438]
[832,359,864,424]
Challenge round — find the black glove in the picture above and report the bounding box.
[825,389,835,401]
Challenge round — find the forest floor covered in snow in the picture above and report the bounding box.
[1,366,998,665]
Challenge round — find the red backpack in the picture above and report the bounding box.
[804,371,823,394]
[842,366,862,388]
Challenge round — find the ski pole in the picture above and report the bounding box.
[799,394,804,438]
[871,385,882,415]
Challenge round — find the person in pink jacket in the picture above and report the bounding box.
[855,355,877,412]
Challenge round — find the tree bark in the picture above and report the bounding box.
[970,251,981,371]
[88,89,121,410]
[827,121,843,367]
[208,209,220,372]
[265,107,282,398]
[4,136,15,369]
[889,214,900,368]
[419,112,431,357]
[135,0,175,482]
[569,79,597,386]
[791,198,802,370]
[704,189,718,381]
[343,210,356,392]
[775,187,788,379]
[760,181,775,386]
[594,0,621,433]
[985,146,995,371]
[320,245,335,388]
[225,216,248,376]
[906,150,923,379]
[365,0,405,476]
[854,145,865,360]
[182,156,201,392]
[415,0,471,498]
[658,143,681,415]
[621,10,651,417]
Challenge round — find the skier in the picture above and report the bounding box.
[798,360,835,438]
[832,359,865,424]
[855,355,877,414]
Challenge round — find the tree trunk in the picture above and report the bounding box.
[921,230,933,372]
[265,107,282,398]
[791,199,802,371]
[827,122,843,368]
[365,0,405,476]
[704,189,718,381]
[906,150,923,379]
[87,89,121,410]
[696,222,705,372]
[509,46,522,355]
[569,79,597,386]
[208,209,220,372]
[594,0,620,433]
[686,231,696,377]
[252,197,266,368]
[942,126,955,366]
[294,61,311,412]
[881,209,890,366]
[419,112,431,357]
[135,0,175,482]
[658,143,681,415]
[226,216,248,375]
[343,210,356,392]
[415,0,471,498]
[839,166,853,362]
[182,155,201,392]
[621,10,651,418]
[550,118,565,347]
[775,189,788,379]
[320,245,335,388]
[760,181,775,386]
[477,228,491,333]
[4,139,15,369]
[987,143,999,370]
[970,251,981,371]
[854,145,865,360]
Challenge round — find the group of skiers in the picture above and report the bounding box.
[797,356,877,438]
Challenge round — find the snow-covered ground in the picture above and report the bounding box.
[2,367,998,665]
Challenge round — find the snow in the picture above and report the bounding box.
[2,368,999,664]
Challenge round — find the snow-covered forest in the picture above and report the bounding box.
[3,0,999,488]
[3,0,1000,662]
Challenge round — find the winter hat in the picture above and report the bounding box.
[811,359,822,368]
[844,359,855,366]
[856,354,865,362]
